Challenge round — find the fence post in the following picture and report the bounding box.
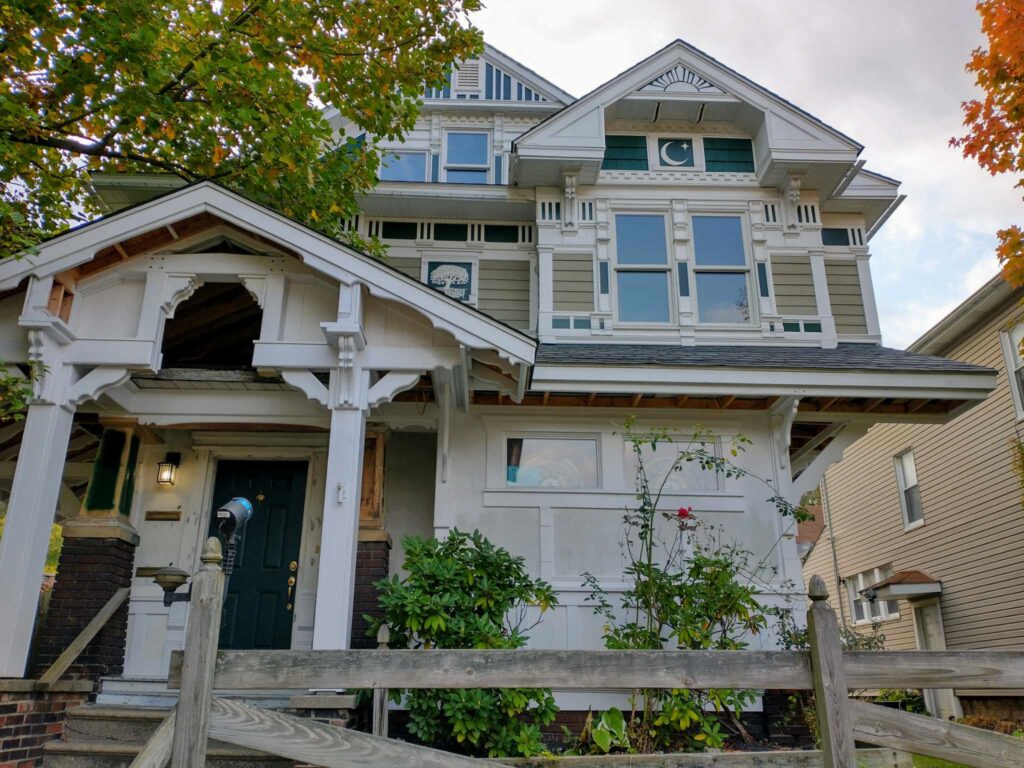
[372,623,390,738]
[171,537,225,768]
[807,574,856,768]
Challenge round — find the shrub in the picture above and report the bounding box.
[372,529,558,757]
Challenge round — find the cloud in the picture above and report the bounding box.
[472,0,1020,349]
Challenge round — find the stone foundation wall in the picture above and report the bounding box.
[961,695,1024,723]
[0,684,90,768]
[350,538,391,649]
[30,536,135,680]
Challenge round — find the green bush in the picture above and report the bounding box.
[372,529,558,757]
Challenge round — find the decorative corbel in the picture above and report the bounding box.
[332,336,368,410]
[161,274,203,318]
[783,176,802,233]
[367,370,423,409]
[240,275,267,308]
[281,370,329,407]
[770,396,801,470]
[66,366,131,407]
[562,174,577,230]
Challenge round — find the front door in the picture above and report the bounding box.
[913,600,961,720]
[208,460,308,650]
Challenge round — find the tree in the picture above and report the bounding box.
[0,0,482,258]
[953,0,1024,284]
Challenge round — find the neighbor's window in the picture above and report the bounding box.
[1001,322,1024,420]
[444,131,489,183]
[692,215,751,324]
[894,449,923,528]
[506,437,598,488]
[379,151,427,182]
[613,214,671,323]
[847,566,900,624]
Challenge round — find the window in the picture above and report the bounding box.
[613,214,671,323]
[894,450,924,528]
[506,437,598,488]
[602,135,648,171]
[379,152,427,182]
[847,566,900,624]
[703,138,755,172]
[822,228,851,246]
[691,215,751,324]
[629,440,720,493]
[1001,322,1024,420]
[444,132,489,183]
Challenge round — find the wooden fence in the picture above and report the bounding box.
[146,537,1024,768]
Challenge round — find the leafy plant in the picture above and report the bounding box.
[372,529,558,757]
[875,688,927,714]
[583,419,809,753]
[0,362,39,422]
[1,0,483,258]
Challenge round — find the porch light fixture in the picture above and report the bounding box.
[156,452,181,486]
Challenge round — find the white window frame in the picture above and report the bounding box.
[378,150,428,183]
[442,129,491,184]
[1000,321,1024,421]
[610,211,675,326]
[846,565,900,625]
[689,213,756,327]
[503,433,602,490]
[894,448,924,530]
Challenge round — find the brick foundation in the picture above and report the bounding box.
[961,695,1024,724]
[351,538,391,649]
[30,536,136,680]
[0,685,90,768]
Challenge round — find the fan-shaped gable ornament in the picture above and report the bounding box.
[639,65,725,95]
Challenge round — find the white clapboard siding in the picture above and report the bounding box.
[824,261,868,334]
[807,292,1024,652]
[771,254,818,315]
[553,253,595,312]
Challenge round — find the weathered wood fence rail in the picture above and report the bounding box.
[153,539,1024,768]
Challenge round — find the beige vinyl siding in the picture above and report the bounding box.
[806,294,1024,651]
[386,256,421,280]
[825,261,868,334]
[770,255,817,315]
[553,253,595,312]
[478,260,531,330]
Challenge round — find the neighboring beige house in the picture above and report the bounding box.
[805,273,1024,721]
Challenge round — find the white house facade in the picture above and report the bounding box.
[0,42,996,712]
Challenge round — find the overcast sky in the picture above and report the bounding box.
[471,0,1020,349]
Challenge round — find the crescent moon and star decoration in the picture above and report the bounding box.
[657,138,695,168]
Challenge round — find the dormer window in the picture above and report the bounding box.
[691,215,752,324]
[612,214,671,323]
[444,131,490,183]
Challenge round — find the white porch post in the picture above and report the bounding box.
[0,401,75,676]
[312,398,367,650]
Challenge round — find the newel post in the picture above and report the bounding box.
[807,575,856,768]
[171,537,225,768]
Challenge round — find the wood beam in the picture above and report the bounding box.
[819,396,841,412]
[863,398,885,413]
[675,395,689,408]
[631,393,643,407]
[720,395,736,409]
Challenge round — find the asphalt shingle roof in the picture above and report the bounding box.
[534,343,992,374]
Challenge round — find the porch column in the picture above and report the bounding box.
[0,402,75,676]
[312,366,369,650]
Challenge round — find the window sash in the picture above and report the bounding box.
[848,566,899,624]
[612,213,673,324]
[444,132,490,183]
[379,151,428,182]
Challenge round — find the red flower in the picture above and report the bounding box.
[677,506,692,519]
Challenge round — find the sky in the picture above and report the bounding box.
[471,0,1021,349]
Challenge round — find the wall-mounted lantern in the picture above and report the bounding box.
[156,452,181,486]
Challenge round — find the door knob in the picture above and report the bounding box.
[287,575,296,601]
[289,560,298,572]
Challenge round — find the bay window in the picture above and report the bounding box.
[613,214,671,323]
[692,215,751,324]
[444,131,489,183]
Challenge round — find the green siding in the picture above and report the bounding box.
[825,260,868,334]
[771,255,818,316]
[387,256,421,280]
[602,135,648,171]
[478,260,531,330]
[704,138,755,173]
[553,253,595,311]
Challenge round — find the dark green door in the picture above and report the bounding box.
[208,460,308,650]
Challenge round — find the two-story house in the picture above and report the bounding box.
[804,273,1024,723]
[0,42,996,716]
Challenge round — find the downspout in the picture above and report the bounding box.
[820,476,849,629]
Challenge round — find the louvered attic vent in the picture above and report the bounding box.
[456,60,481,91]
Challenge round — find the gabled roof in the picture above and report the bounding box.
[482,44,574,105]
[0,181,536,367]
[514,38,862,160]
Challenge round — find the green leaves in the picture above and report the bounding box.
[1,0,483,258]
[372,529,558,757]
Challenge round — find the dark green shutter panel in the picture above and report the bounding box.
[704,138,755,172]
[822,228,851,246]
[602,135,648,171]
